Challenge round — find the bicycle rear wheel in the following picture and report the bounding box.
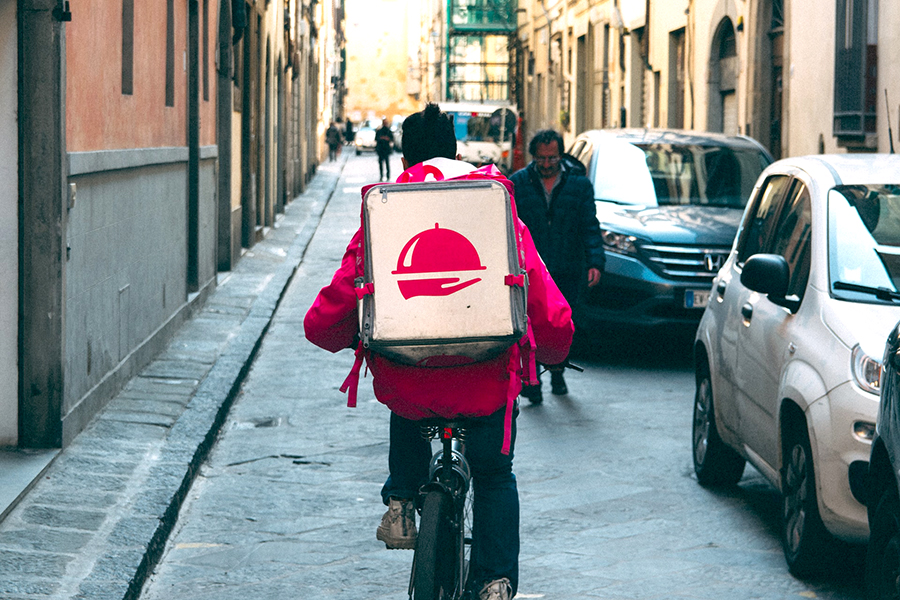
[413,490,460,600]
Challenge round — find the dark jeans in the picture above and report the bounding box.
[381,408,520,595]
[377,152,391,180]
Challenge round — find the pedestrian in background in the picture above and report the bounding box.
[509,129,604,403]
[326,122,342,162]
[375,117,394,181]
[344,118,355,145]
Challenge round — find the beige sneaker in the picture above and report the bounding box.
[375,497,417,549]
[478,577,512,600]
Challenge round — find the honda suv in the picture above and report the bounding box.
[567,129,772,331]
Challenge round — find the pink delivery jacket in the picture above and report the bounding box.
[303,159,573,450]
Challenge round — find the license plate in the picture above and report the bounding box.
[684,289,710,309]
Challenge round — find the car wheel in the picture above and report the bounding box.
[692,366,745,486]
[866,484,900,599]
[781,424,833,577]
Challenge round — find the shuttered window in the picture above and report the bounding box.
[834,0,878,140]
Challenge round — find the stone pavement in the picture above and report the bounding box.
[0,155,346,600]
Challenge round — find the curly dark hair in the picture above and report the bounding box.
[527,129,565,157]
[401,103,458,167]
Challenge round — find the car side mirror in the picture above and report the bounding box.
[741,254,801,312]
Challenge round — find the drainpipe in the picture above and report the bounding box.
[187,0,200,291]
[217,0,233,271]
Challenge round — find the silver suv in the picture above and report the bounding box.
[568,129,772,331]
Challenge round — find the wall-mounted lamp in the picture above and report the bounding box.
[736,16,744,32]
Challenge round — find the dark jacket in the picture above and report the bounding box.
[375,125,394,156]
[509,154,604,297]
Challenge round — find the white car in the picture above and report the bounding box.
[692,154,900,576]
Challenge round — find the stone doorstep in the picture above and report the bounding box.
[0,449,60,522]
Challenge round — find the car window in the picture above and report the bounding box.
[737,175,793,263]
[590,139,657,204]
[829,184,900,302]
[446,109,515,143]
[576,142,594,171]
[769,181,812,298]
[589,140,770,207]
[569,140,586,161]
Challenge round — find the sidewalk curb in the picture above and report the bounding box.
[86,165,341,600]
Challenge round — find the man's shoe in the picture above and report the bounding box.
[376,497,416,549]
[550,370,568,395]
[478,577,512,600]
[520,383,543,405]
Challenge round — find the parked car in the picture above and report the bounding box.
[567,129,772,332]
[354,125,377,155]
[692,154,900,576]
[868,319,900,597]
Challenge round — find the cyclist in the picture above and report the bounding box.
[304,103,573,600]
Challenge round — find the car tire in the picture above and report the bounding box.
[692,365,745,486]
[781,423,833,577]
[866,484,900,599]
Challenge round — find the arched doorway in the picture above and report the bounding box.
[708,18,739,135]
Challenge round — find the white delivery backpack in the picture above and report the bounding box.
[356,178,528,366]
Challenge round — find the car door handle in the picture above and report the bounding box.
[716,281,727,299]
[741,302,753,321]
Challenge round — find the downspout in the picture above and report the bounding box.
[187,0,200,291]
[217,0,233,271]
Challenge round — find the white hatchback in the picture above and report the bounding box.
[692,154,900,577]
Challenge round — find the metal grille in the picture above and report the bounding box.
[639,243,731,280]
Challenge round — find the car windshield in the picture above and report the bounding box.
[446,109,515,143]
[590,141,769,208]
[829,184,900,303]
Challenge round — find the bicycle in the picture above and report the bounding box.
[408,418,474,600]
[407,362,582,600]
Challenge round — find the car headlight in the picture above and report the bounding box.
[601,230,639,255]
[851,344,883,394]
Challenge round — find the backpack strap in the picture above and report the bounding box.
[502,378,517,456]
[504,274,526,287]
[340,340,367,408]
[519,328,538,386]
[499,329,537,456]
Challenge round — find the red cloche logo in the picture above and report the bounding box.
[392,223,486,299]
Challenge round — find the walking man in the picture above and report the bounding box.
[375,117,394,181]
[326,121,342,162]
[509,129,604,402]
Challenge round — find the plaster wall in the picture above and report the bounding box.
[65,0,219,151]
[62,149,218,435]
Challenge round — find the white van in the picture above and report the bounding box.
[440,102,517,174]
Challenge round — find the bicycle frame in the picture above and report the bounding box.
[409,421,473,600]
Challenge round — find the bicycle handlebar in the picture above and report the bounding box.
[542,359,584,374]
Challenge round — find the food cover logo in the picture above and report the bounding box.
[392,223,486,299]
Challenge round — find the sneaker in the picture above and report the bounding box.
[478,577,512,600]
[376,497,416,549]
[520,383,543,404]
[550,370,568,395]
